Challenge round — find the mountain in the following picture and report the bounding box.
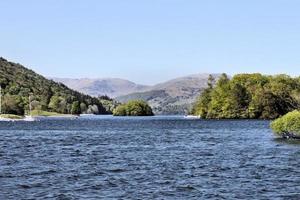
[51,77,150,98]
[116,74,220,115]
[52,74,219,115]
[0,57,111,115]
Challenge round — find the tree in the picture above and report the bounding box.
[206,73,230,118]
[191,88,211,117]
[71,101,80,114]
[87,105,99,114]
[2,95,24,115]
[80,103,87,113]
[222,83,249,118]
[207,74,215,89]
[113,104,127,116]
[48,96,60,112]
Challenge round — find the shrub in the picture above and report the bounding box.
[270,110,300,136]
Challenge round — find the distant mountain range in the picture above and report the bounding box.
[51,78,150,98]
[117,74,219,114]
[52,74,219,115]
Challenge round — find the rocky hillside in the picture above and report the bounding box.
[0,57,111,115]
[51,77,150,98]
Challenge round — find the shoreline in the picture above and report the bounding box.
[0,113,79,121]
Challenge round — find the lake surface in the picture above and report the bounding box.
[1,116,300,199]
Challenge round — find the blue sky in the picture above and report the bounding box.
[1,0,300,84]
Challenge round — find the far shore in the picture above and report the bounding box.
[0,111,79,121]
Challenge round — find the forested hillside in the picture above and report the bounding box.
[0,57,111,115]
[192,73,300,119]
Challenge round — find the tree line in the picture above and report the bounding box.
[191,73,300,119]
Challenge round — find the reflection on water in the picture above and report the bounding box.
[0,116,300,199]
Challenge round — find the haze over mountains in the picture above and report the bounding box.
[51,77,150,98]
[52,74,219,114]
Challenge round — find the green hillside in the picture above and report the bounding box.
[0,57,111,115]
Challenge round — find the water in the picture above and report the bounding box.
[1,116,300,199]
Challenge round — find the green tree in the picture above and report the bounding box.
[2,94,24,115]
[80,102,87,113]
[113,104,127,116]
[48,96,60,112]
[71,101,80,114]
[207,74,215,89]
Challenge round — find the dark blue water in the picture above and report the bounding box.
[1,116,300,199]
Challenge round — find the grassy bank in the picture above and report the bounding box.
[30,110,75,117]
[0,114,24,119]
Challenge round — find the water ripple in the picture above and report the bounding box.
[0,117,300,199]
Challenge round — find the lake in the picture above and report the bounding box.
[1,116,300,199]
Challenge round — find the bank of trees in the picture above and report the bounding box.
[191,73,300,119]
[0,57,112,115]
[113,100,154,116]
[98,95,120,114]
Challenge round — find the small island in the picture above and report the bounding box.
[270,110,300,139]
[113,100,154,116]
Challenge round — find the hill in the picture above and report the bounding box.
[116,74,220,114]
[0,57,111,115]
[51,77,150,98]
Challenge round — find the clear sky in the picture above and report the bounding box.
[1,0,300,84]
